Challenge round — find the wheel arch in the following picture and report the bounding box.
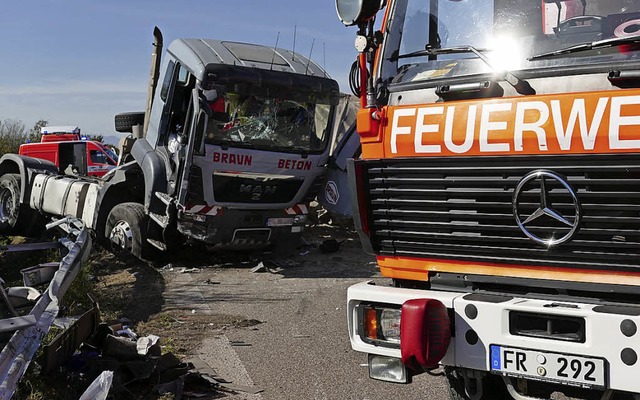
[94,167,145,241]
[0,154,58,204]
[130,138,169,214]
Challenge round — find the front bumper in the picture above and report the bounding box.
[178,207,306,247]
[348,281,640,393]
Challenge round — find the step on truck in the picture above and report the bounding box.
[0,27,340,259]
[336,0,640,399]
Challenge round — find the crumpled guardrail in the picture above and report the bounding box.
[0,217,92,399]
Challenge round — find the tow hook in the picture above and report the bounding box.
[461,370,484,400]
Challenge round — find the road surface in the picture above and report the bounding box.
[161,227,450,400]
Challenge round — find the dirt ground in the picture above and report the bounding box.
[106,221,370,358]
[3,218,371,399]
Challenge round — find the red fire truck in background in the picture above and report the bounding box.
[19,126,118,177]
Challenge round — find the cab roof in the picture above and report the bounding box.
[167,39,330,82]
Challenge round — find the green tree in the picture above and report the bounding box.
[0,119,27,156]
[88,134,104,143]
[27,120,48,143]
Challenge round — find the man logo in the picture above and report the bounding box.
[240,184,277,201]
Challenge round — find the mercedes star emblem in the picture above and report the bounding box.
[512,170,581,247]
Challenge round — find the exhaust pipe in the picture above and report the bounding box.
[142,26,164,138]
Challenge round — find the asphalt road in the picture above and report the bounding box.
[161,233,451,400]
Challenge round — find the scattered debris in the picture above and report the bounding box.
[319,239,345,253]
[204,279,220,285]
[79,370,113,400]
[180,267,201,273]
[0,218,91,399]
[250,262,268,273]
[161,263,174,271]
[43,298,100,373]
[229,340,251,347]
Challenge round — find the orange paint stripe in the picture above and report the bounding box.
[377,256,640,286]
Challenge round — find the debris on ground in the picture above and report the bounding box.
[319,239,345,253]
[0,218,91,399]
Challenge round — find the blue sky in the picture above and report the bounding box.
[0,1,358,142]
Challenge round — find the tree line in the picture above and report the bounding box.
[0,119,47,156]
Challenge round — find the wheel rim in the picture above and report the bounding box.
[109,220,133,252]
[0,187,16,224]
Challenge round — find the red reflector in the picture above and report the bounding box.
[400,298,451,370]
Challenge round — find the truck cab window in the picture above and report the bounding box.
[89,150,115,165]
[161,64,196,150]
[160,60,176,102]
[203,83,335,154]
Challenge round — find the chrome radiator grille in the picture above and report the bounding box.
[360,154,640,270]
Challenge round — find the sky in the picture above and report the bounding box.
[0,1,359,143]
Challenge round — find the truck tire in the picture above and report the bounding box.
[105,202,149,259]
[445,367,511,400]
[115,112,145,133]
[0,174,22,234]
[0,173,45,237]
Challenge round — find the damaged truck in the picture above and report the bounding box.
[0,27,340,259]
[337,0,640,399]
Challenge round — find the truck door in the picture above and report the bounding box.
[58,142,88,176]
[87,143,117,177]
[176,88,206,207]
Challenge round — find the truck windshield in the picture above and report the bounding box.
[389,0,640,83]
[204,85,334,154]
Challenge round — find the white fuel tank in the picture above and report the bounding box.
[29,175,99,229]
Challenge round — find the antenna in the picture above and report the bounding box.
[305,38,315,75]
[323,42,327,77]
[270,31,280,71]
[292,24,297,61]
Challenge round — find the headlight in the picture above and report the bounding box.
[359,304,401,347]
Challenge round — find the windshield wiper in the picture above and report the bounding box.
[393,45,490,61]
[393,45,535,95]
[528,34,640,61]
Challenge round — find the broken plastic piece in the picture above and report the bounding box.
[79,370,113,400]
[137,334,161,356]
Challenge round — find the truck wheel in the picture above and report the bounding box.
[115,112,145,133]
[0,174,21,233]
[445,367,511,400]
[105,202,148,259]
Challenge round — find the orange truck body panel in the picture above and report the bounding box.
[361,89,640,159]
[357,89,640,285]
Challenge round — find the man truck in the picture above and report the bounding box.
[336,0,640,399]
[0,27,340,259]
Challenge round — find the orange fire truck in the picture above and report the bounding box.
[336,0,640,398]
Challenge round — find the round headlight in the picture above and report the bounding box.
[335,0,384,26]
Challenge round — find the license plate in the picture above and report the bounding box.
[490,345,606,388]
[267,217,293,227]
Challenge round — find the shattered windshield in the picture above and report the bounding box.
[203,84,335,154]
[388,0,640,83]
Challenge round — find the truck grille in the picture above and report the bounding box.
[360,154,640,270]
[213,174,303,204]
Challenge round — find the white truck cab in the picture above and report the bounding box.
[0,28,340,259]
